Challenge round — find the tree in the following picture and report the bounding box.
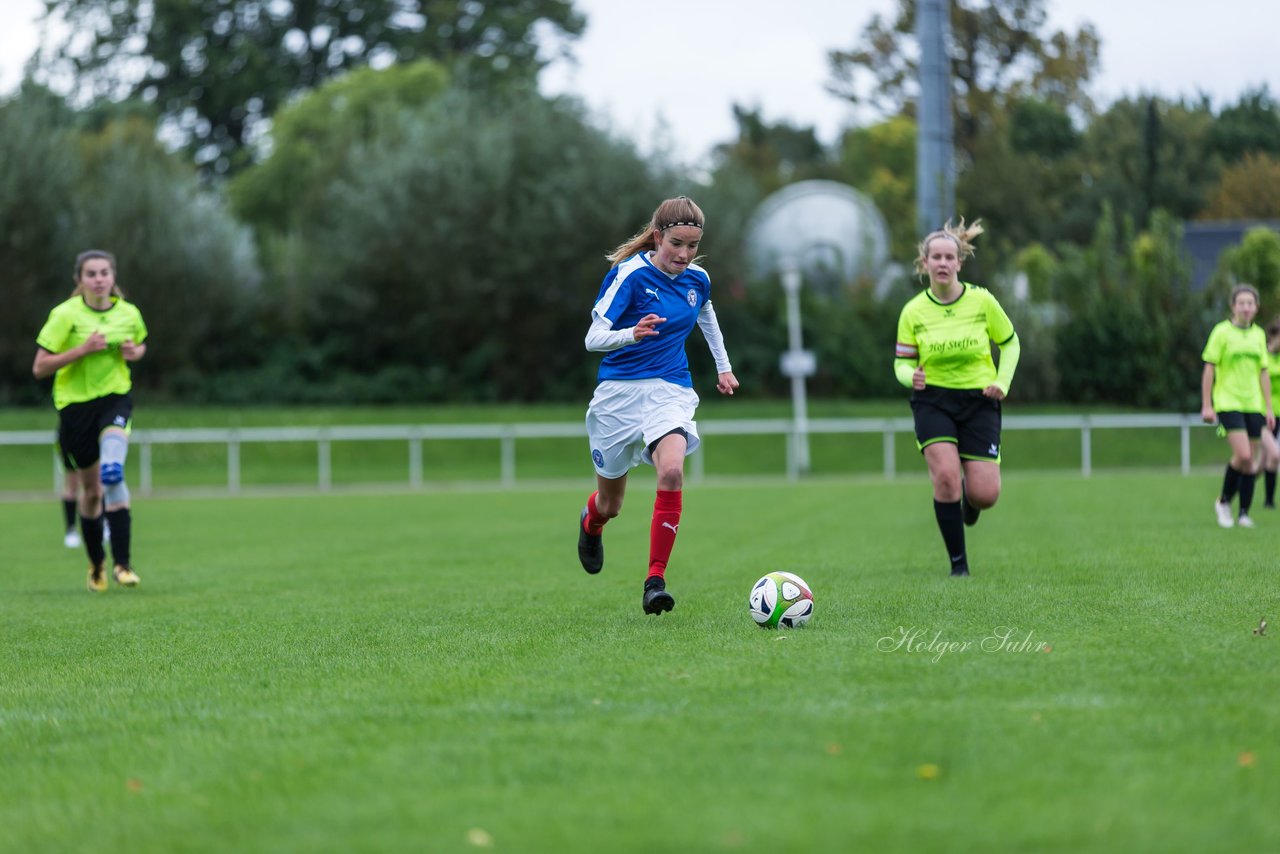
[958,95,1090,256]
[710,106,834,197]
[835,116,917,259]
[38,0,584,174]
[827,0,1099,163]
[229,60,450,231]
[71,115,264,396]
[1081,96,1219,227]
[1219,227,1280,309]
[240,85,665,403]
[0,86,82,404]
[1208,87,1280,163]
[0,84,261,404]
[1201,153,1280,220]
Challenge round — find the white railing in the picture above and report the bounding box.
[0,414,1212,495]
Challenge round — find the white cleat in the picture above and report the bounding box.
[1214,501,1235,528]
[64,529,81,548]
[1238,514,1256,529]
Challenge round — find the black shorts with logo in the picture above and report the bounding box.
[910,386,1002,462]
[58,393,133,471]
[1217,410,1264,439]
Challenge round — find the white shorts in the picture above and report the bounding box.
[585,379,701,478]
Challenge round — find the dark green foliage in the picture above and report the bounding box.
[1207,87,1280,161]
[243,84,666,403]
[0,85,262,406]
[41,0,584,173]
[1052,209,1208,409]
[0,86,81,406]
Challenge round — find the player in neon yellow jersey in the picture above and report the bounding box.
[1261,317,1280,509]
[894,219,1020,577]
[34,250,148,591]
[1201,284,1275,528]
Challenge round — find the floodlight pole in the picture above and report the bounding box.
[916,0,954,234]
[780,264,813,478]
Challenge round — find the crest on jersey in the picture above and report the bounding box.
[686,289,697,307]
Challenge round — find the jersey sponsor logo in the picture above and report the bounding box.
[686,289,697,307]
[895,343,919,358]
[924,336,983,354]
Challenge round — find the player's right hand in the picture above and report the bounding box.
[632,313,665,340]
[82,331,108,354]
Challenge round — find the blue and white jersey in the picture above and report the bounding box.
[593,252,711,387]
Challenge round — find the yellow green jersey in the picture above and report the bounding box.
[1202,320,1267,413]
[1268,350,1280,412]
[36,294,148,410]
[895,283,1017,392]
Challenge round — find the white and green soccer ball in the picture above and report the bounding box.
[748,572,814,628]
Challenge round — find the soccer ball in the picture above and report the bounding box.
[748,572,814,628]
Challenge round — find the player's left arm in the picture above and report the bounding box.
[1262,367,1275,431]
[985,293,1019,400]
[697,300,737,395]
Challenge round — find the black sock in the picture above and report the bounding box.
[933,499,967,573]
[80,514,106,565]
[1221,465,1243,504]
[1239,473,1257,515]
[62,498,77,530]
[1266,471,1276,505]
[106,507,132,568]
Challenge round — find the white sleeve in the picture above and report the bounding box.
[697,300,733,373]
[584,312,638,352]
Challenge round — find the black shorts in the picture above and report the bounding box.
[1217,410,1264,439]
[910,387,1002,462]
[58,393,133,471]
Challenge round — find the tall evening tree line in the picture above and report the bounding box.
[3,0,1279,409]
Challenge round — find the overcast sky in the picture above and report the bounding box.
[2,0,1276,166]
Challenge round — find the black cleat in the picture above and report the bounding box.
[578,508,603,574]
[642,576,675,615]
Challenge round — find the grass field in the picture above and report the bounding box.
[3,469,1278,852]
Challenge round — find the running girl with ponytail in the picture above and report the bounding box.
[34,250,148,592]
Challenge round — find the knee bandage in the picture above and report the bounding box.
[104,479,130,506]
[100,431,129,487]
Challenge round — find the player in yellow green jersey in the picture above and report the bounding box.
[1261,317,1280,509]
[33,250,149,592]
[1200,284,1275,528]
[893,219,1020,577]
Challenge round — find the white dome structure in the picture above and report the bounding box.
[745,180,891,294]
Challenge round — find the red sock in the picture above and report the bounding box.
[648,489,682,580]
[584,491,607,536]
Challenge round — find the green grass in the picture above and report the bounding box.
[3,472,1278,851]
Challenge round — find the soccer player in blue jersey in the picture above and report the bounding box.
[894,220,1020,577]
[577,196,739,615]
[34,250,148,592]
